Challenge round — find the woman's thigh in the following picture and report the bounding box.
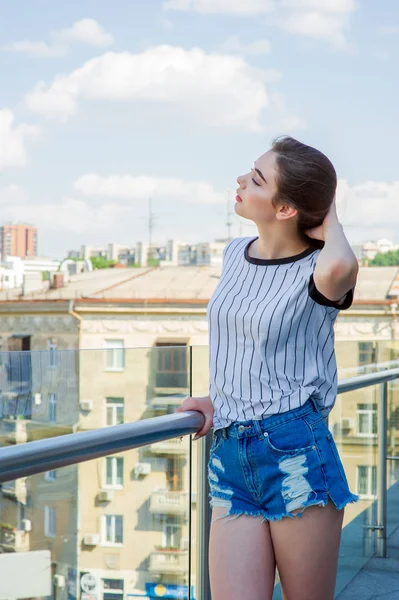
[270,501,344,600]
[209,507,276,600]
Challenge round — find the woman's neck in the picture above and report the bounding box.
[250,232,310,261]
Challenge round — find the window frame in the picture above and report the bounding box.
[104,339,125,372]
[48,393,57,423]
[102,514,124,547]
[44,470,57,482]
[162,515,182,549]
[358,341,376,367]
[104,456,124,489]
[48,339,57,369]
[356,403,377,437]
[356,464,377,500]
[44,505,56,538]
[102,578,124,600]
[155,342,188,389]
[105,398,125,427]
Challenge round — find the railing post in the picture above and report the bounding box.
[196,431,212,600]
[377,381,388,557]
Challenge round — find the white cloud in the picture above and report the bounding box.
[25,45,302,131]
[164,0,358,48]
[216,36,272,56]
[74,174,225,204]
[0,108,40,170]
[1,196,129,235]
[278,10,351,49]
[337,180,399,242]
[4,19,114,58]
[56,18,114,47]
[163,0,275,15]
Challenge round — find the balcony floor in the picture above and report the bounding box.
[337,524,399,599]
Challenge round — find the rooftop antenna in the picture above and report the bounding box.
[148,197,157,261]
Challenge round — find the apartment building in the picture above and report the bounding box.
[0,223,38,259]
[0,260,399,598]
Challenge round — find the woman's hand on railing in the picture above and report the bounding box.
[175,395,214,440]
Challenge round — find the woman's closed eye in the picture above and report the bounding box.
[252,177,260,186]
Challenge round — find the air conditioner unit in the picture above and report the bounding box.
[133,462,151,477]
[21,519,32,532]
[54,574,66,589]
[83,534,99,546]
[80,399,93,411]
[97,489,113,502]
[341,418,353,430]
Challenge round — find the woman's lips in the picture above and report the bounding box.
[236,194,242,202]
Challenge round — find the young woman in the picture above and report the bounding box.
[177,136,359,600]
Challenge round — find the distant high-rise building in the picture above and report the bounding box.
[0,224,38,258]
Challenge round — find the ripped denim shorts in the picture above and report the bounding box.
[208,399,358,522]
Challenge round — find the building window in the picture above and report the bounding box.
[105,457,124,488]
[103,515,123,545]
[357,465,377,499]
[17,503,26,530]
[166,458,184,491]
[44,470,57,482]
[44,506,56,537]
[357,403,377,437]
[103,579,124,600]
[104,340,125,371]
[48,393,57,423]
[358,342,376,367]
[155,343,187,388]
[48,340,57,368]
[106,398,124,426]
[162,516,182,549]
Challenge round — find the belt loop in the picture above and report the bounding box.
[253,420,263,440]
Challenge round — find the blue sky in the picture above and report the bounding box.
[0,0,398,259]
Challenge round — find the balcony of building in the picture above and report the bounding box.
[149,490,188,516]
[0,527,29,553]
[148,549,189,575]
[0,478,27,504]
[149,437,189,455]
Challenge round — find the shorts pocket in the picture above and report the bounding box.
[210,432,224,454]
[263,418,316,456]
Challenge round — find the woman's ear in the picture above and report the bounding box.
[276,204,298,221]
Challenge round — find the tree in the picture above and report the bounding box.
[90,257,116,269]
[370,250,399,266]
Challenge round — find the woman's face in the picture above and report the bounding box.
[235,150,280,224]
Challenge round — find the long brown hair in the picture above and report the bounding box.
[272,136,337,245]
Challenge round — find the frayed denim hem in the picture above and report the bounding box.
[209,492,359,523]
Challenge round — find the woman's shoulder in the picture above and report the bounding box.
[224,236,255,251]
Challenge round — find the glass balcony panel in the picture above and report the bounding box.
[0,347,193,600]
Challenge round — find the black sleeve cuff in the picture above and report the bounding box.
[308,274,354,310]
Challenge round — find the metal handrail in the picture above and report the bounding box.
[337,367,399,393]
[0,411,204,483]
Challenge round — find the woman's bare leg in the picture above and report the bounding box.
[270,501,344,600]
[209,507,276,600]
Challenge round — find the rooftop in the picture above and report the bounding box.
[0,264,398,305]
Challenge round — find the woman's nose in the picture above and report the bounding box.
[237,174,245,188]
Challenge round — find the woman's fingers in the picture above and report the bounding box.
[175,397,213,439]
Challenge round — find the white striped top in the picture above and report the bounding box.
[208,236,354,430]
